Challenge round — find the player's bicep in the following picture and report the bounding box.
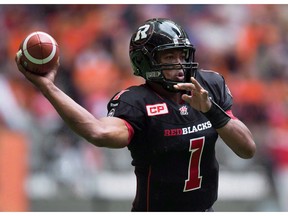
[91,117,132,149]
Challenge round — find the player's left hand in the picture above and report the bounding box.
[174,77,212,113]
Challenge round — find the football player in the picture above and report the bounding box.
[15,18,256,211]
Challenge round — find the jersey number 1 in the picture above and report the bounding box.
[183,136,205,192]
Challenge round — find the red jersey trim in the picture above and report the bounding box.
[226,110,238,120]
[147,165,152,211]
[122,119,134,144]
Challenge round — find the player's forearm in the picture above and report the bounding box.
[39,81,104,145]
[217,119,256,159]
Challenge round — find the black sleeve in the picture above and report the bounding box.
[197,70,233,111]
[216,75,233,111]
[107,88,147,134]
[107,99,146,132]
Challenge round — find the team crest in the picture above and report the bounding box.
[179,105,188,115]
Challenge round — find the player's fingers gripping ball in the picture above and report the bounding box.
[16,31,59,75]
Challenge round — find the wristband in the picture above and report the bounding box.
[201,98,231,129]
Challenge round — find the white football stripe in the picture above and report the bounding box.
[16,49,23,61]
[23,31,57,65]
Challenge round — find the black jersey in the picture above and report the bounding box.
[107,69,233,211]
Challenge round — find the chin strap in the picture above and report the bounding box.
[161,79,180,92]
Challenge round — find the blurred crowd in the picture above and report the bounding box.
[0,4,288,211]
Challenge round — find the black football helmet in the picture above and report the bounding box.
[129,18,198,92]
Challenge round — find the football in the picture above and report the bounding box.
[16,31,59,75]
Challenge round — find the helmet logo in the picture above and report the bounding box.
[134,24,150,41]
[146,71,161,79]
[173,38,179,45]
[173,38,191,45]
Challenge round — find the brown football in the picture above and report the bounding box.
[17,31,59,75]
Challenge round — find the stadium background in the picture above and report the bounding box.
[0,4,288,211]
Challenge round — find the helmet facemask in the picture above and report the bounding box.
[149,45,198,92]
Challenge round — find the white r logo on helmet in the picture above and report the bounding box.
[134,24,150,41]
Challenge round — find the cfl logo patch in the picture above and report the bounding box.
[146,103,169,116]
